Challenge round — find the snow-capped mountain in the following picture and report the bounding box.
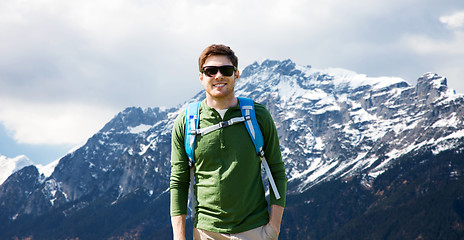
[0,154,33,184]
[0,153,59,185]
[237,60,463,192]
[1,59,463,239]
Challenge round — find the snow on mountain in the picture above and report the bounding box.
[236,59,464,192]
[0,154,60,186]
[0,154,33,184]
[1,59,463,239]
[36,159,60,179]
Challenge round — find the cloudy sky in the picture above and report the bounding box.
[1,0,463,165]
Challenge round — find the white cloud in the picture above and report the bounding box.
[1,0,464,153]
[396,11,464,91]
[440,11,464,29]
[402,31,464,55]
[0,98,117,145]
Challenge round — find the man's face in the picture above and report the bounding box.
[200,55,239,101]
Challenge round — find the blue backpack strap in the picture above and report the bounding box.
[237,97,265,156]
[184,101,201,167]
[238,97,281,199]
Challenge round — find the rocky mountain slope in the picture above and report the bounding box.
[0,154,34,184]
[1,59,463,239]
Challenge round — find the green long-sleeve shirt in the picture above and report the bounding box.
[170,99,287,234]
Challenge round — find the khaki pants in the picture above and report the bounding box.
[193,224,278,240]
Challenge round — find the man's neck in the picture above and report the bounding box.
[205,95,238,110]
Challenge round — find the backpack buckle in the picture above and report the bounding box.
[219,121,229,128]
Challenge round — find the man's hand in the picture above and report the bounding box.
[171,215,186,240]
[269,204,284,236]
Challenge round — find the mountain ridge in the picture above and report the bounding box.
[1,59,463,239]
[0,154,34,185]
[236,59,463,191]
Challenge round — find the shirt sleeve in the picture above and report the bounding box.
[170,111,191,216]
[256,103,287,207]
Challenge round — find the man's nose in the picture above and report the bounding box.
[214,71,224,78]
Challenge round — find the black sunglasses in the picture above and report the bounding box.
[201,65,237,77]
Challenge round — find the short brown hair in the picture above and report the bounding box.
[198,44,238,72]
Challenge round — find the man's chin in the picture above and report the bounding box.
[207,92,234,100]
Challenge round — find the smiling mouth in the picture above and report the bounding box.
[214,83,226,87]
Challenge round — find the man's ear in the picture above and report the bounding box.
[234,70,240,82]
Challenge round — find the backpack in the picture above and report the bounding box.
[184,97,280,216]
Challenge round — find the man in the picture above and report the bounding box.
[170,44,287,240]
